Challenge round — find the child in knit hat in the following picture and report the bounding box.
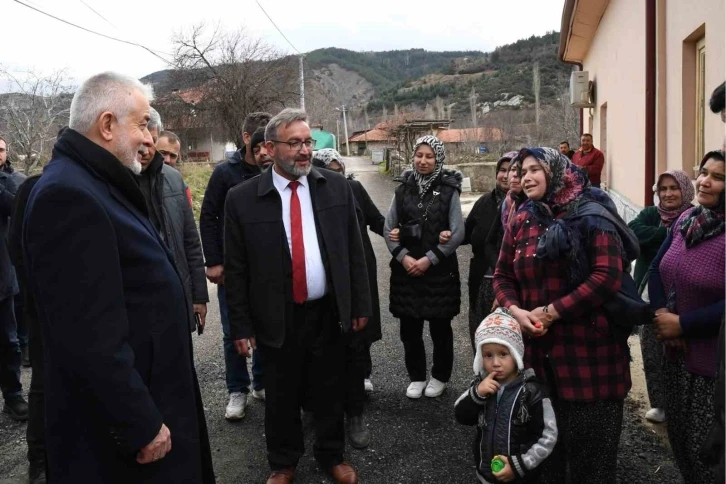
[454,308,558,483]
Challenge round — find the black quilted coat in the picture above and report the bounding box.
[389,169,462,320]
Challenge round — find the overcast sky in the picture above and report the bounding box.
[2,0,565,89]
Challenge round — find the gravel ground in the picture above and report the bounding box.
[0,157,684,483]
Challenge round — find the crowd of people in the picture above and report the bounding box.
[0,70,723,484]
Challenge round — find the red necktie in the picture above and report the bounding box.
[288,181,308,304]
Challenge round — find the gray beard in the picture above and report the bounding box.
[276,158,311,177]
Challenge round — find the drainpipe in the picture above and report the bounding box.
[558,0,584,137]
[645,0,657,206]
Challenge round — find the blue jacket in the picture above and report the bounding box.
[199,147,260,267]
[22,129,214,483]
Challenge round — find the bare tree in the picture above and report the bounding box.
[169,24,298,149]
[0,67,73,173]
[539,89,580,148]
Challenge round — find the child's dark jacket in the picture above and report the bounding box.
[454,368,558,483]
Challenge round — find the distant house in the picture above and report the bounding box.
[436,127,504,152]
[559,0,724,220]
[154,87,233,163]
[345,123,397,155]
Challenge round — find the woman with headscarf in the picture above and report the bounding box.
[628,169,694,424]
[494,147,634,483]
[462,152,516,350]
[500,157,527,229]
[473,155,525,320]
[384,135,464,399]
[648,151,725,484]
[312,148,385,450]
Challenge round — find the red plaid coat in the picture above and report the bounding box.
[493,210,631,401]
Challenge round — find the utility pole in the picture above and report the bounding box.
[299,55,305,110]
[533,62,541,134]
[336,118,340,152]
[342,106,350,156]
[336,106,351,156]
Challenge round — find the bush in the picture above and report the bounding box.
[179,162,214,222]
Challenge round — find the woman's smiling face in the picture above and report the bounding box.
[521,156,547,201]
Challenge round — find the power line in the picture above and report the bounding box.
[11,0,171,65]
[254,0,301,55]
[79,0,117,29]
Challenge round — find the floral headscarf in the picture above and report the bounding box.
[654,169,694,227]
[679,150,725,247]
[312,148,345,174]
[518,147,590,217]
[411,135,446,198]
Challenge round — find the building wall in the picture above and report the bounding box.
[582,0,647,210]
[179,127,228,162]
[664,0,725,175]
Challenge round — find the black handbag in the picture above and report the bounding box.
[603,270,654,331]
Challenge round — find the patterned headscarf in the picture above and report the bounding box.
[312,148,345,174]
[654,169,695,228]
[679,150,725,247]
[518,147,590,217]
[411,135,446,198]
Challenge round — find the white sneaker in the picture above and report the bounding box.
[406,381,427,399]
[364,379,374,393]
[252,389,265,401]
[424,378,446,398]
[225,392,247,420]
[645,407,666,423]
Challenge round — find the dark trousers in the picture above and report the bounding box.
[218,285,263,393]
[14,290,27,349]
[344,339,371,417]
[399,318,453,382]
[0,295,21,400]
[258,296,346,470]
[26,304,45,467]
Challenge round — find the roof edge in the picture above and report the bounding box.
[558,0,578,62]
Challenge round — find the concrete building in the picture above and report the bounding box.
[559,0,725,221]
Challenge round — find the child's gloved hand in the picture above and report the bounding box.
[492,455,515,482]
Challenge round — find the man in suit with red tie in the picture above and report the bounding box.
[224,108,371,484]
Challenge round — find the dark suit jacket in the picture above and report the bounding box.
[224,166,371,347]
[22,129,214,483]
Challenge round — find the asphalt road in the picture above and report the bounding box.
[0,156,684,483]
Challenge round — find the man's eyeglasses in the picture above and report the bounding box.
[270,138,316,151]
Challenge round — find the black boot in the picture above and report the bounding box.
[28,461,47,484]
[21,347,31,368]
[347,414,370,449]
[2,396,29,422]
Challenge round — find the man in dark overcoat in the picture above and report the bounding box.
[22,72,215,484]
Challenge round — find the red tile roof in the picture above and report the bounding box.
[436,127,503,143]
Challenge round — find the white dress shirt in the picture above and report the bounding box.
[271,167,327,300]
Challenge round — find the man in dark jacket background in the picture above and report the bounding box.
[0,140,28,369]
[0,136,27,423]
[138,108,208,333]
[225,108,371,484]
[200,111,270,420]
[22,72,214,483]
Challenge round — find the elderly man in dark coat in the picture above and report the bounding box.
[22,72,215,484]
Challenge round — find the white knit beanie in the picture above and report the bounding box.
[472,308,525,377]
